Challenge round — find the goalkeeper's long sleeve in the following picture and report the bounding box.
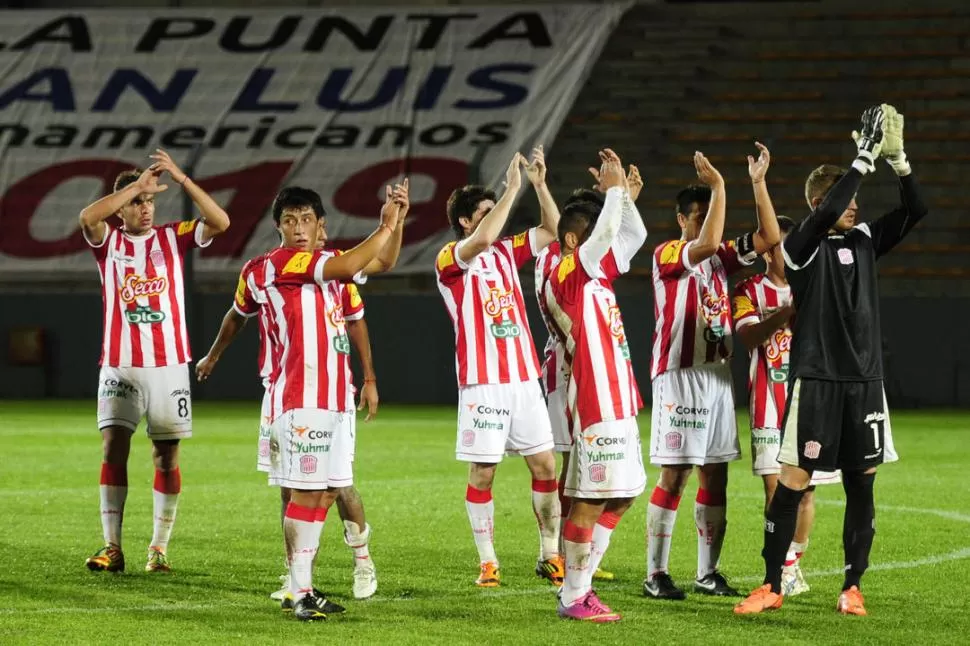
[782,168,863,268]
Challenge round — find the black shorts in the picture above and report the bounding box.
[778,378,893,472]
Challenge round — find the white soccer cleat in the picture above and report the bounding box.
[270,573,289,601]
[353,562,378,599]
[781,564,810,596]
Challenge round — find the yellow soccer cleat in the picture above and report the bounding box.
[592,567,615,581]
[535,556,565,586]
[86,544,125,573]
[145,547,172,573]
[475,561,501,587]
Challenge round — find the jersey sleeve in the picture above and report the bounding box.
[343,283,365,321]
[168,219,211,254]
[435,241,464,286]
[83,223,111,260]
[653,240,692,280]
[232,260,260,318]
[732,280,761,330]
[496,228,539,269]
[716,236,757,276]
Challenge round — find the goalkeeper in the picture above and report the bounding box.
[734,104,928,616]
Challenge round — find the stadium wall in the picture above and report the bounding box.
[0,291,965,408]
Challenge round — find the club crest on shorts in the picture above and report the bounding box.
[838,248,854,265]
[664,431,683,451]
[589,463,606,483]
[461,429,475,447]
[803,441,822,459]
[300,454,318,474]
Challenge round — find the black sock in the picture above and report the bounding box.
[842,471,876,591]
[762,482,806,593]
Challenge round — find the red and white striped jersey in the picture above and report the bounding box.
[233,247,355,417]
[545,248,642,432]
[86,220,209,368]
[238,253,366,388]
[535,241,567,394]
[435,229,542,387]
[650,238,753,379]
[733,274,792,430]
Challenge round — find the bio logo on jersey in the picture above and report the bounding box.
[765,328,792,380]
[125,305,166,324]
[119,274,168,303]
[607,305,631,359]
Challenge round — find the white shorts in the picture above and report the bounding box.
[752,428,841,485]
[649,363,741,466]
[456,380,554,463]
[97,364,192,440]
[269,408,354,490]
[564,417,646,500]
[547,387,571,453]
[257,388,282,485]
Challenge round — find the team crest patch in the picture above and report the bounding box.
[589,464,606,483]
[664,432,683,451]
[461,430,475,447]
[299,454,318,474]
[149,249,165,266]
[803,441,822,459]
[838,248,854,265]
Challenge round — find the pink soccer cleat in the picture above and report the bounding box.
[557,590,621,622]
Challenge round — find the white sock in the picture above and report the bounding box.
[694,489,727,579]
[99,463,127,547]
[150,469,181,551]
[285,504,323,600]
[344,520,373,568]
[465,486,497,564]
[786,539,808,567]
[589,512,620,575]
[646,487,681,578]
[531,479,561,561]
[561,521,593,606]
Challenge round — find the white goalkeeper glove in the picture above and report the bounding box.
[850,105,884,176]
[879,103,911,176]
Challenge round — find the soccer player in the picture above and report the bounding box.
[231,183,407,620]
[80,150,230,574]
[197,185,408,603]
[735,104,919,616]
[732,215,841,597]
[435,151,562,587]
[645,144,781,599]
[544,148,647,621]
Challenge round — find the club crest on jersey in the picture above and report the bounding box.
[149,249,165,266]
[838,248,854,265]
[589,463,607,483]
[119,274,168,303]
[299,454,318,474]
[803,441,822,459]
[483,288,516,317]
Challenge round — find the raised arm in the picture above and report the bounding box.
[578,149,627,271]
[456,153,525,264]
[322,192,399,281]
[362,179,410,276]
[686,152,727,266]
[150,149,230,242]
[524,145,560,250]
[613,164,648,267]
[785,106,884,267]
[196,307,248,382]
[747,142,781,254]
[736,305,794,351]
[79,166,167,245]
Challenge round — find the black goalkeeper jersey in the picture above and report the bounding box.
[783,167,927,382]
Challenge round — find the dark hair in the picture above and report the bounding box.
[777,215,796,234]
[564,188,605,209]
[804,164,846,206]
[558,200,600,247]
[446,185,496,239]
[675,185,712,217]
[272,186,326,225]
[114,169,142,193]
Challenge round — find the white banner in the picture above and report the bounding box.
[0,6,628,280]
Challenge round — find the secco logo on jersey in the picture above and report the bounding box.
[765,328,792,363]
[483,288,516,318]
[119,274,168,303]
[607,306,631,359]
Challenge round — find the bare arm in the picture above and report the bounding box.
[196,308,248,382]
[525,145,560,251]
[347,317,379,422]
[736,305,794,352]
[363,180,409,276]
[150,149,229,242]
[79,167,167,245]
[686,153,727,266]
[456,153,525,265]
[323,192,401,281]
[747,142,781,254]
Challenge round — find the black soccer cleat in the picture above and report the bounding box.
[643,573,686,600]
[282,588,345,613]
[293,594,328,622]
[694,571,740,597]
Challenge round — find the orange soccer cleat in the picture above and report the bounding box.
[837,586,868,616]
[733,584,783,615]
[535,556,565,587]
[475,561,501,587]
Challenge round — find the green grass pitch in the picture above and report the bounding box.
[1,401,968,645]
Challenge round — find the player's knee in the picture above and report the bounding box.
[606,497,635,517]
[151,439,180,470]
[469,462,497,489]
[101,426,133,463]
[779,464,812,491]
[658,465,691,494]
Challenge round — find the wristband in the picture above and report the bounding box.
[379,223,392,233]
[180,176,190,187]
[363,378,377,384]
